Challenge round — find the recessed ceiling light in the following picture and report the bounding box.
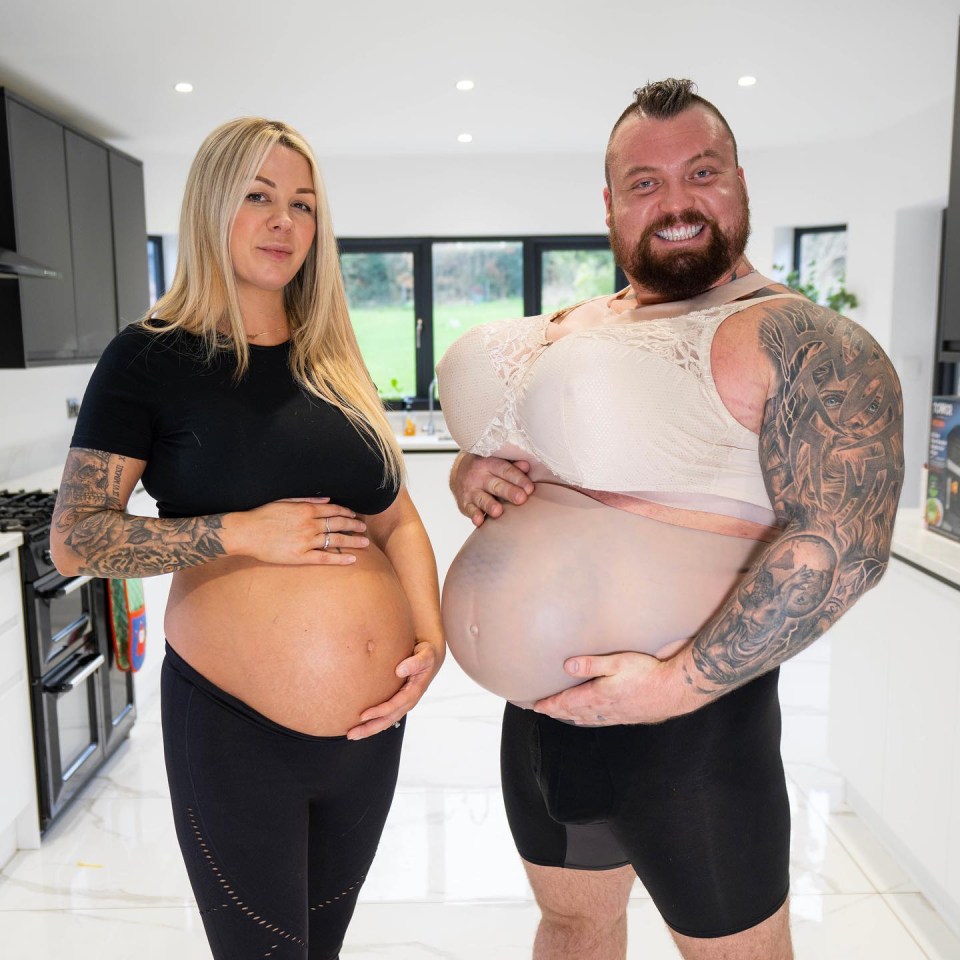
[456,80,475,91]
[174,82,194,94]
[738,76,757,87]
[457,133,473,144]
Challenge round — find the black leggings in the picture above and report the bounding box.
[161,644,404,960]
[501,668,790,939]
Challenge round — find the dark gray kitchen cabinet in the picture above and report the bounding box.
[109,150,149,328]
[1,97,78,363]
[66,131,117,357]
[0,88,149,367]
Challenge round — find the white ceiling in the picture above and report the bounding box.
[2,0,960,166]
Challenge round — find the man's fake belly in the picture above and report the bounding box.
[441,483,766,707]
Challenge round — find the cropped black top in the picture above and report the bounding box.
[70,324,399,518]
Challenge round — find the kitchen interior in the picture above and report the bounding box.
[2,1,960,957]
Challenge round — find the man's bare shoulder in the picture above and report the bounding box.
[712,289,891,431]
[743,297,897,410]
[721,292,891,386]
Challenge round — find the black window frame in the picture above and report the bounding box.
[792,224,847,284]
[146,234,166,301]
[337,234,625,406]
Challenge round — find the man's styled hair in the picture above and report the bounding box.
[605,79,739,188]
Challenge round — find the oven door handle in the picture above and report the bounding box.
[39,575,95,599]
[44,653,105,694]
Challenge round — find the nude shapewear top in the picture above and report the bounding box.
[438,287,801,524]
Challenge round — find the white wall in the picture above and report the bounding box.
[0,363,95,487]
[745,99,953,505]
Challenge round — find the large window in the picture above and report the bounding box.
[339,236,624,403]
[340,248,417,399]
[147,235,166,303]
[141,235,620,400]
[793,225,847,303]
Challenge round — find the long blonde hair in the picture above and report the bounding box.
[146,117,403,486]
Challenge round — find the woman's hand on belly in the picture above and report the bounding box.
[222,497,369,565]
[347,638,443,740]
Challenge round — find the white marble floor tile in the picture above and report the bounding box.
[883,892,960,958]
[363,788,532,903]
[343,900,680,960]
[0,907,211,959]
[790,894,930,959]
[826,811,920,894]
[0,794,193,910]
[784,760,852,815]
[396,714,503,790]
[787,782,874,896]
[88,729,171,801]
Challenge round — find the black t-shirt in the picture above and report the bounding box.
[71,324,399,518]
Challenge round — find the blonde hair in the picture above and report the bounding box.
[146,117,403,486]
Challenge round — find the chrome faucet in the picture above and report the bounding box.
[424,376,438,435]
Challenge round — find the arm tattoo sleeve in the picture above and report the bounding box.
[53,448,227,577]
[687,301,904,693]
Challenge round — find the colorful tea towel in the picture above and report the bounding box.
[108,578,147,672]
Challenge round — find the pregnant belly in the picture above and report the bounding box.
[441,483,765,706]
[166,544,415,735]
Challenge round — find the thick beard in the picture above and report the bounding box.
[610,198,751,302]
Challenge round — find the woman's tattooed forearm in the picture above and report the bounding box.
[65,512,227,576]
[688,301,904,693]
[53,448,227,577]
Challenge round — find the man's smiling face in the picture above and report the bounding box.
[604,105,750,302]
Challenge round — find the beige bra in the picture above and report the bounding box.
[437,275,803,531]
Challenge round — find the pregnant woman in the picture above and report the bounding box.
[51,117,443,960]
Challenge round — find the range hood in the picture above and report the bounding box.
[0,247,62,279]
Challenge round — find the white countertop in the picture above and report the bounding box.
[1,465,64,493]
[891,508,960,588]
[399,435,459,453]
[0,531,24,555]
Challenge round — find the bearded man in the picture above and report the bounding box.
[438,79,904,960]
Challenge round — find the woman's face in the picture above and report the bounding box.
[229,145,317,300]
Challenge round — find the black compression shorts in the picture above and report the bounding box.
[500,668,790,939]
[161,644,404,960]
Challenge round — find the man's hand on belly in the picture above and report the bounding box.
[532,650,698,726]
[450,453,535,526]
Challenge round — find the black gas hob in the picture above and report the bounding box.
[0,489,59,582]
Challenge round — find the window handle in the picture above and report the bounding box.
[416,317,423,350]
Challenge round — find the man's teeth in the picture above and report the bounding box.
[656,224,704,241]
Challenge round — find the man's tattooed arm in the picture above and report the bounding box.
[686,300,904,697]
[51,448,227,577]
